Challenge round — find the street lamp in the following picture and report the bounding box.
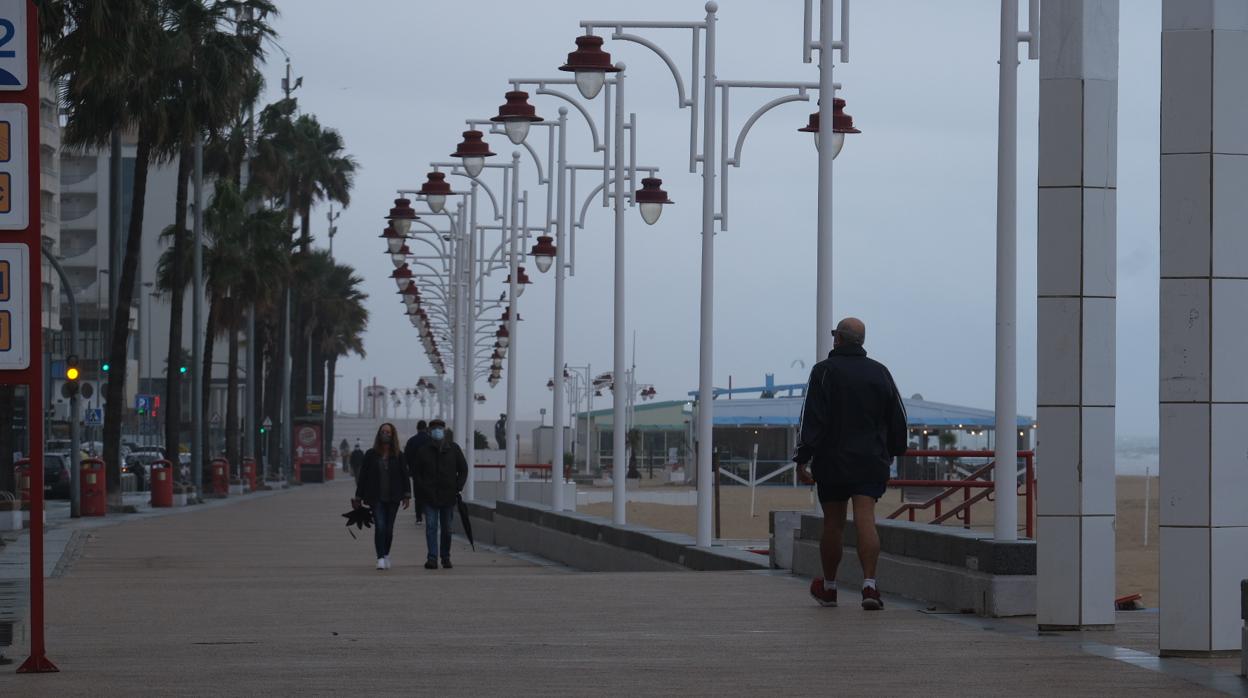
[797,97,859,159]
[504,266,532,297]
[391,244,411,269]
[418,171,452,214]
[558,35,621,100]
[380,225,404,254]
[634,177,673,226]
[530,233,556,273]
[496,325,510,348]
[386,197,418,236]
[451,130,495,177]
[490,90,544,145]
[391,264,413,291]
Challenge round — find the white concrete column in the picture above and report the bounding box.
[1159,0,1248,656]
[1035,0,1119,630]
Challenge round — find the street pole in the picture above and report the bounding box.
[815,0,838,359]
[453,196,468,452]
[993,0,1019,541]
[612,66,627,525]
[550,108,569,511]
[42,246,80,518]
[191,132,205,496]
[464,196,478,494]
[243,98,257,467]
[695,4,718,547]
[504,153,521,502]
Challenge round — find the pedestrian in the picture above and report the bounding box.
[349,440,365,480]
[794,317,907,611]
[352,423,412,571]
[412,418,468,570]
[404,420,432,525]
[339,438,350,473]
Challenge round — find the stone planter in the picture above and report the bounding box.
[172,493,187,507]
[228,483,244,496]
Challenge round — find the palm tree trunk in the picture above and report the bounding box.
[263,342,281,479]
[164,147,191,474]
[104,133,153,507]
[225,317,240,474]
[200,297,217,475]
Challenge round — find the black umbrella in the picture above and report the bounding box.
[342,505,374,539]
[456,494,475,550]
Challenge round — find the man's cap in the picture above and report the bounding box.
[429,418,447,428]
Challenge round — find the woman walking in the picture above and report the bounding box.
[352,423,411,570]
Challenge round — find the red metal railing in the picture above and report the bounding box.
[886,450,1035,538]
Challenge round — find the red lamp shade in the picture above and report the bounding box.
[419,171,453,213]
[496,325,511,348]
[380,225,404,254]
[491,91,544,145]
[386,197,418,236]
[391,264,413,291]
[634,177,673,225]
[799,98,860,158]
[558,35,621,99]
[530,234,556,273]
[451,130,495,177]
[505,266,533,296]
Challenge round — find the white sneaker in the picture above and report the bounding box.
[376,558,386,570]
[384,557,392,569]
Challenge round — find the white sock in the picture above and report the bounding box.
[863,578,877,590]
[823,579,837,591]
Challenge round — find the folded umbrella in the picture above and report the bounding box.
[342,505,374,539]
[456,494,475,551]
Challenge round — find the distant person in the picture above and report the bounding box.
[352,423,411,571]
[339,438,350,473]
[412,419,468,570]
[349,441,365,479]
[404,420,432,525]
[794,317,907,611]
[494,413,507,450]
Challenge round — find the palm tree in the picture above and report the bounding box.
[159,0,274,475]
[311,261,368,458]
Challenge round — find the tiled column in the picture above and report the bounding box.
[1159,0,1248,656]
[1035,0,1118,630]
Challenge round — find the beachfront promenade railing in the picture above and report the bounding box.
[887,450,1036,539]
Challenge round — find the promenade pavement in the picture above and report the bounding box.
[0,478,1240,696]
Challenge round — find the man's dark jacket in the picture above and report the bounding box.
[794,344,908,485]
[403,431,432,505]
[354,448,412,503]
[412,439,469,508]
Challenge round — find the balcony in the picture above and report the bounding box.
[59,156,98,192]
[59,192,98,226]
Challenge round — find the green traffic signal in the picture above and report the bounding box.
[179,366,187,374]
[102,362,110,372]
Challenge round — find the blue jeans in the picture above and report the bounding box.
[423,504,454,561]
[372,500,400,558]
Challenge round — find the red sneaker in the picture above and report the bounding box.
[810,577,838,607]
[861,585,883,610]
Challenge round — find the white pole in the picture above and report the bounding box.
[993,0,1019,541]
[551,110,569,511]
[815,0,837,359]
[695,2,719,548]
[464,194,477,500]
[1143,466,1151,547]
[505,154,521,502]
[191,132,204,492]
[452,207,467,453]
[612,67,628,526]
[750,442,758,518]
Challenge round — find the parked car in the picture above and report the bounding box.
[44,453,71,499]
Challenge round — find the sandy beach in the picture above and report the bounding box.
[581,474,1161,606]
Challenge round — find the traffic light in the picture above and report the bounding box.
[179,365,188,375]
[64,355,80,397]
[101,362,110,373]
[259,425,267,435]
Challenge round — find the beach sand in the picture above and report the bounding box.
[580,474,1161,606]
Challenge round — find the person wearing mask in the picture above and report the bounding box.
[404,420,432,525]
[339,438,350,473]
[353,423,411,570]
[412,418,468,570]
[349,441,365,479]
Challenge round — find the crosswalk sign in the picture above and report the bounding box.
[84,408,102,427]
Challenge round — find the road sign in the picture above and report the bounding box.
[210,411,221,425]
[262,417,273,428]
[0,242,26,368]
[84,408,102,427]
[136,394,150,414]
[0,103,25,229]
[0,1,28,91]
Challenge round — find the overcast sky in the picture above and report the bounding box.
[259,1,1161,437]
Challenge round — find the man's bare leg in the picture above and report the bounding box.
[851,495,881,580]
[819,500,848,582]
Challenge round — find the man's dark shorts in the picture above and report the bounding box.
[816,480,888,503]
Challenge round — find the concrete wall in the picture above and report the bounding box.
[772,511,1036,617]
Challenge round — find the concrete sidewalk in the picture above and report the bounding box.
[0,479,1239,696]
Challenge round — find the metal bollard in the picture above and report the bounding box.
[1241,579,1246,677]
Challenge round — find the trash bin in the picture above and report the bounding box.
[211,458,229,496]
[241,458,257,491]
[150,460,173,508]
[80,458,107,517]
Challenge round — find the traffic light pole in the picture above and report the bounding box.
[42,244,81,518]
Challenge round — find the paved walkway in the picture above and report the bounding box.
[0,479,1242,696]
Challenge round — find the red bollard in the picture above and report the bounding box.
[80,458,107,517]
[241,458,257,491]
[324,459,335,482]
[150,460,173,507]
[211,458,229,496]
[14,458,31,509]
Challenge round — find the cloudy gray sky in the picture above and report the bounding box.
[260,1,1161,437]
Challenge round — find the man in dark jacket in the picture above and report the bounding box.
[795,317,907,611]
[412,419,468,569]
[349,441,365,480]
[404,420,431,525]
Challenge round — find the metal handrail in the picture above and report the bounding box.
[886,450,1035,538]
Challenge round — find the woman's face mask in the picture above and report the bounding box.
[430,428,445,441]
[380,432,392,444]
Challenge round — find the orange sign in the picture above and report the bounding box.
[0,172,9,213]
[0,121,9,161]
[0,311,10,351]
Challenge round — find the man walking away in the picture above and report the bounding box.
[349,440,365,480]
[794,317,907,610]
[412,419,468,569]
[339,438,350,473]
[404,420,432,525]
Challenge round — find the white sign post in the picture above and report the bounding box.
[0,0,29,91]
